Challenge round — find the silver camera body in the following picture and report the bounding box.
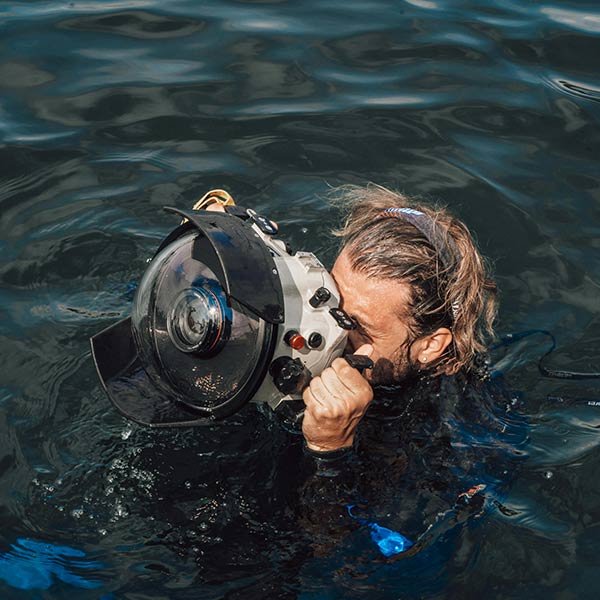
[90,205,350,426]
[254,231,347,411]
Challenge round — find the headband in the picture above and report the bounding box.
[380,207,459,269]
[380,207,460,319]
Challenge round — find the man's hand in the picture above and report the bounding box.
[302,344,374,452]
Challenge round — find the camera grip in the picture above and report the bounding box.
[345,354,374,373]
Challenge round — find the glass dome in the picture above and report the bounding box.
[131,231,273,414]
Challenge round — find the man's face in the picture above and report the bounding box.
[330,250,416,386]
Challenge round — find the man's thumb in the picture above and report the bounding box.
[354,343,373,357]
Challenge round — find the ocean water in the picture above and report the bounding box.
[1,0,599,598]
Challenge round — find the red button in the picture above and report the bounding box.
[288,334,305,350]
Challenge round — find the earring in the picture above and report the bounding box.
[421,356,428,362]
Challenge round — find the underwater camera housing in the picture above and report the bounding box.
[90,204,348,427]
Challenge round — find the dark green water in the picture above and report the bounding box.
[1,1,599,598]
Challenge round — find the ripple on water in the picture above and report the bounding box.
[527,408,600,467]
[58,10,206,39]
[553,78,600,104]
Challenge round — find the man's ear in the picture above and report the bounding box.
[411,328,453,365]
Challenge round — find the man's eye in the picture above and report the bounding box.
[355,325,372,341]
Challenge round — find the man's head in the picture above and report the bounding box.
[330,184,497,385]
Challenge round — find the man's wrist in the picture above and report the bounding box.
[303,440,355,462]
[303,434,355,454]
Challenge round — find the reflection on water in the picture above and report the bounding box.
[1,0,599,597]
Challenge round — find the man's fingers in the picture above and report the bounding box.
[319,365,356,398]
[302,385,316,408]
[303,383,337,420]
[331,356,371,389]
[303,376,328,408]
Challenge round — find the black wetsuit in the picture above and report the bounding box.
[101,366,527,598]
[293,366,528,556]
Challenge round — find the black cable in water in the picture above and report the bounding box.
[491,329,600,380]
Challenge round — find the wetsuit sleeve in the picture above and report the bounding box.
[303,442,354,466]
[293,440,363,549]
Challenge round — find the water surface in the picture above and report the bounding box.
[1,0,599,598]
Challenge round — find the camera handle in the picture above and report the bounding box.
[345,354,374,373]
[274,353,374,433]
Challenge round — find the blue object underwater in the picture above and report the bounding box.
[367,522,414,557]
[347,505,413,557]
[0,538,103,590]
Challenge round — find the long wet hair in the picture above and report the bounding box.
[332,183,497,375]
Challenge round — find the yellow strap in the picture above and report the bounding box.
[192,189,236,211]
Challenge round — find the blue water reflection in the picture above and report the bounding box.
[0,539,103,590]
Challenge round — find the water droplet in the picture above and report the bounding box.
[113,502,129,519]
[301,227,308,234]
[71,508,84,519]
[544,471,553,479]
[121,426,133,440]
[99,529,107,536]
[184,481,192,489]
[111,458,126,470]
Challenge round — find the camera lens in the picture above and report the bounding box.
[168,288,223,353]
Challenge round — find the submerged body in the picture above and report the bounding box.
[295,367,527,557]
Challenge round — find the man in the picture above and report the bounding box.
[169,185,522,574]
[285,184,529,572]
[301,183,497,457]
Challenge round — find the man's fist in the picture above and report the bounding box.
[302,344,374,452]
